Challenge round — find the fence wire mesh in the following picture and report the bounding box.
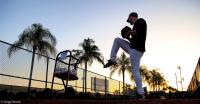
[0,40,134,95]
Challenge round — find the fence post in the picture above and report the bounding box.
[119,81,120,95]
[45,57,49,89]
[105,76,107,99]
[82,71,85,93]
[94,77,97,93]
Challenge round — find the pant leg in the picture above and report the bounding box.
[109,37,144,94]
[129,49,145,95]
[110,37,131,61]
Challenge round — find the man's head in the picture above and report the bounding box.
[127,12,138,25]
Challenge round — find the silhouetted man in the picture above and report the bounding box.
[104,12,147,99]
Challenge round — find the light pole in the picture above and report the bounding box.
[177,66,183,91]
[175,73,178,91]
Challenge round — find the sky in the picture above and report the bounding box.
[0,0,200,91]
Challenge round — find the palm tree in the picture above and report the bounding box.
[148,69,167,91]
[7,23,57,95]
[72,38,104,93]
[162,81,169,92]
[110,52,132,95]
[139,65,151,86]
[149,69,159,91]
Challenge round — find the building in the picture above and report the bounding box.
[187,57,200,97]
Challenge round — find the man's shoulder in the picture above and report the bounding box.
[137,18,146,23]
[135,18,147,26]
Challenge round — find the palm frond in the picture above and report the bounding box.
[110,68,118,78]
[8,23,57,59]
[36,40,57,58]
[94,55,104,65]
[75,38,104,68]
[41,29,57,46]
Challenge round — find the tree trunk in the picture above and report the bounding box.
[27,48,36,96]
[122,70,125,95]
[153,81,155,92]
[82,68,85,92]
[84,61,87,93]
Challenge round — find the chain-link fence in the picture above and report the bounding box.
[0,40,134,95]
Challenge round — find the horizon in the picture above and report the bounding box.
[0,0,200,91]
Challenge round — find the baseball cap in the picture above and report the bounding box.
[127,12,138,23]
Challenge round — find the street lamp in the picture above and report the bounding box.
[177,66,183,91]
[175,73,178,91]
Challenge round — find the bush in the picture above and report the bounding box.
[95,92,102,99]
[0,90,15,100]
[16,92,28,99]
[77,92,93,99]
[174,91,189,99]
[77,92,85,99]
[0,90,7,99]
[65,87,77,98]
[36,88,53,99]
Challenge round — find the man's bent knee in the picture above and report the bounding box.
[114,37,122,42]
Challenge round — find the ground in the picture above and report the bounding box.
[17,99,200,104]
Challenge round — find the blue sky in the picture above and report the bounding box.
[1,0,200,90]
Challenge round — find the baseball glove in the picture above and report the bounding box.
[121,26,131,38]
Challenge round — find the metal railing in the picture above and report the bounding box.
[0,40,134,95]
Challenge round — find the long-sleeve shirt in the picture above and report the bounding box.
[130,18,147,52]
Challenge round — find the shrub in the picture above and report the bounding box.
[65,87,77,98]
[16,92,28,99]
[77,92,93,99]
[36,88,53,99]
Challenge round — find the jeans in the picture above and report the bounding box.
[110,37,145,95]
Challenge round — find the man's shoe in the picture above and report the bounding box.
[103,60,116,68]
[129,94,145,99]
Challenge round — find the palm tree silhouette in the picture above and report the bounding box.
[110,52,132,95]
[148,69,167,91]
[73,38,104,93]
[140,65,151,86]
[7,23,57,95]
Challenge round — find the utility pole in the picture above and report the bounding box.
[175,73,178,91]
[177,66,183,91]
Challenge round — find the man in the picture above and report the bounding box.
[104,12,147,99]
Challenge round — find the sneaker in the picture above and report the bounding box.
[103,60,116,68]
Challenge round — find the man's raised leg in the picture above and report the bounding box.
[104,37,130,68]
